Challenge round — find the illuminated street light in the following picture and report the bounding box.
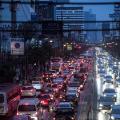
[63,44,66,47]
[49,40,53,43]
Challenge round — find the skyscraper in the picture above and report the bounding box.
[35,0,54,20]
[84,10,97,43]
[55,5,85,42]
[109,4,120,39]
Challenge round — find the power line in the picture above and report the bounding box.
[0,28,119,32]
[0,20,120,24]
[0,1,120,5]
[20,0,30,20]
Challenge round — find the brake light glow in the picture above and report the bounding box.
[41,100,48,105]
[16,112,19,115]
[30,89,34,92]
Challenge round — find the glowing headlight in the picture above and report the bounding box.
[31,112,37,117]
[114,94,117,97]
[111,116,115,120]
[99,104,103,107]
[104,94,107,97]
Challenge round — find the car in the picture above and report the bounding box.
[12,115,31,120]
[66,90,79,106]
[103,75,113,84]
[32,81,43,95]
[103,88,117,101]
[115,78,120,87]
[98,96,115,112]
[37,94,51,107]
[110,105,120,120]
[17,98,41,120]
[21,85,36,97]
[54,101,75,120]
[103,82,114,91]
[66,88,79,98]
[68,81,85,90]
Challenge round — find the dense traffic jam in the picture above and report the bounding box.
[96,48,120,120]
[0,49,94,120]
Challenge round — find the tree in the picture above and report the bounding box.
[0,63,16,83]
[17,21,37,41]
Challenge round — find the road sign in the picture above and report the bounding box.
[10,38,24,55]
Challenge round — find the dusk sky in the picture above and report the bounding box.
[70,0,120,20]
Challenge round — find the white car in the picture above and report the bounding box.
[32,81,43,90]
[110,105,120,120]
[21,85,36,97]
[17,98,41,120]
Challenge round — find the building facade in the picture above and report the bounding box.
[109,4,120,40]
[35,0,54,21]
[0,0,35,52]
[102,22,111,42]
[55,5,85,42]
[84,11,97,43]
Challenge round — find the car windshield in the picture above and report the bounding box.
[59,103,71,108]
[69,82,81,87]
[18,105,36,111]
[22,87,33,90]
[100,97,114,102]
[106,76,112,79]
[39,95,49,99]
[49,70,56,73]
[112,109,120,114]
[0,94,4,103]
[104,89,115,93]
[67,90,76,93]
[32,81,40,84]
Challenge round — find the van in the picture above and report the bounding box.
[17,98,42,120]
[32,81,43,96]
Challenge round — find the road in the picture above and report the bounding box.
[0,72,97,120]
[0,52,99,120]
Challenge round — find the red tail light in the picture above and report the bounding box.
[16,112,19,115]
[30,89,34,92]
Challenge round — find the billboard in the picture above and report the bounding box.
[67,44,72,51]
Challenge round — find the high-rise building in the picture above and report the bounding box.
[0,0,35,52]
[35,0,54,20]
[102,22,111,42]
[84,10,97,43]
[55,5,85,42]
[109,4,120,39]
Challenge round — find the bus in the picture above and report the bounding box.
[50,57,63,72]
[0,83,21,116]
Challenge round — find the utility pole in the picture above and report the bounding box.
[0,1,2,54]
[0,1,4,63]
[10,0,18,37]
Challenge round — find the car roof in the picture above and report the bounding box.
[99,96,114,100]
[22,85,33,87]
[32,81,40,83]
[59,102,72,105]
[104,88,115,91]
[19,98,39,105]
[112,105,120,109]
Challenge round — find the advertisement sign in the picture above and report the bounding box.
[67,44,72,51]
